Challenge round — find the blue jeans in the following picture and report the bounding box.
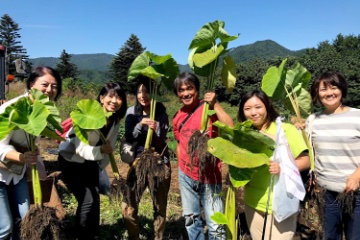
[323,190,360,240]
[0,176,30,240]
[178,169,225,240]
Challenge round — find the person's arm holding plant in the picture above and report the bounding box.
[74,131,113,160]
[204,91,234,127]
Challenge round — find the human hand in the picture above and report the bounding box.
[21,151,38,165]
[269,161,281,175]
[141,118,157,131]
[204,91,216,109]
[100,141,113,154]
[344,176,360,193]
[291,116,306,130]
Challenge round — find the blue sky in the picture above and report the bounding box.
[2,0,360,64]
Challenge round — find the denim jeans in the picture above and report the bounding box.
[323,190,360,240]
[178,169,225,240]
[0,176,30,240]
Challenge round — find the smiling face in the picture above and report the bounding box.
[30,73,58,101]
[318,80,343,111]
[100,91,122,113]
[243,96,268,130]
[176,82,199,108]
[137,84,150,107]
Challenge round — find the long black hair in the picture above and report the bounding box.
[134,76,166,117]
[97,82,127,123]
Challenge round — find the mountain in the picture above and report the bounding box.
[29,53,114,71]
[27,40,307,81]
[227,40,306,63]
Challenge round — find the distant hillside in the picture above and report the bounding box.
[227,40,306,63]
[27,40,307,82]
[29,53,114,71]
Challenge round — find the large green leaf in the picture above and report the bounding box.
[70,99,106,130]
[188,48,214,77]
[188,20,225,50]
[0,116,16,140]
[73,124,89,144]
[161,58,180,91]
[229,165,267,188]
[41,126,64,141]
[146,51,172,65]
[30,88,63,132]
[140,66,164,80]
[193,44,225,68]
[221,56,236,93]
[11,100,50,136]
[285,62,312,89]
[261,59,287,100]
[128,52,150,81]
[283,87,313,117]
[208,138,270,169]
[213,121,275,157]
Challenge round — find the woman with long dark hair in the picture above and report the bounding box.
[121,76,170,240]
[58,82,127,240]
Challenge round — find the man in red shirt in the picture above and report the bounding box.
[172,72,233,239]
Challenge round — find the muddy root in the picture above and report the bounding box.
[188,130,217,181]
[20,205,63,240]
[110,176,132,204]
[126,149,166,205]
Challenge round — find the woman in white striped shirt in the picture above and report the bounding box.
[307,71,360,240]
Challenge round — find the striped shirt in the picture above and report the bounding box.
[310,108,360,192]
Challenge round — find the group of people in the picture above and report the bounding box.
[0,66,359,240]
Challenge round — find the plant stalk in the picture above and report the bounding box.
[30,135,42,206]
[144,80,157,149]
[99,132,120,179]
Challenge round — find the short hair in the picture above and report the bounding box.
[173,72,200,95]
[237,90,279,128]
[97,82,127,121]
[26,66,62,101]
[310,71,348,106]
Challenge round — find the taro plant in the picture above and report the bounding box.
[261,59,314,169]
[0,89,64,239]
[188,20,239,131]
[69,99,121,179]
[208,120,275,239]
[0,89,63,205]
[128,51,179,150]
[127,51,179,204]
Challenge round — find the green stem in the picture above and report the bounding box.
[99,132,120,179]
[285,86,315,170]
[29,135,42,206]
[200,102,209,132]
[144,80,157,150]
[225,183,236,239]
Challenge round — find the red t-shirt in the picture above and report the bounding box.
[172,100,222,184]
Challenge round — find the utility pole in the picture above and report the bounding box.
[0,45,6,104]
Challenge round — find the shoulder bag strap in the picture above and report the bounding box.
[178,101,204,133]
